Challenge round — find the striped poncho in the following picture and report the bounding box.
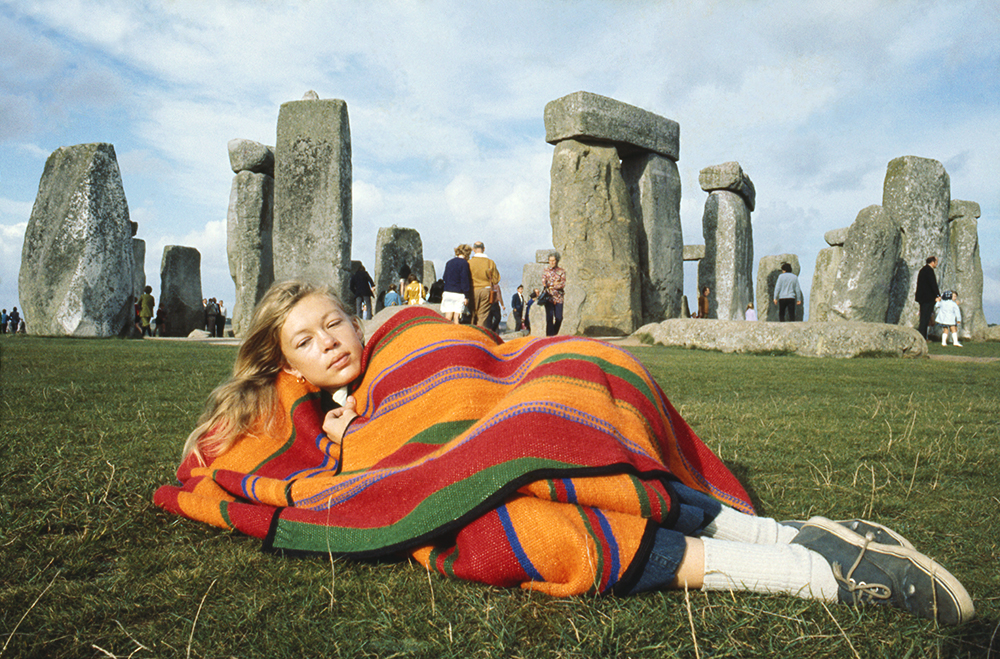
[154,307,753,596]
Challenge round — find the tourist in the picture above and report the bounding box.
[8,307,22,334]
[1,309,7,334]
[773,263,803,322]
[427,279,445,304]
[488,281,505,333]
[156,280,974,627]
[915,256,941,339]
[745,302,757,321]
[139,286,155,337]
[441,244,472,324]
[383,284,403,307]
[511,285,526,330]
[217,300,227,337]
[403,273,426,305]
[468,241,500,328]
[934,291,963,347]
[697,287,710,319]
[154,306,167,336]
[542,253,566,336]
[523,289,539,333]
[205,298,219,336]
[350,263,375,320]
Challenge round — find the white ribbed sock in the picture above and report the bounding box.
[701,506,800,544]
[701,537,839,601]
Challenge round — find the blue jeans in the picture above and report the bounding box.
[626,482,723,594]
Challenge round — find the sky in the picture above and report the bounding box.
[2,0,998,325]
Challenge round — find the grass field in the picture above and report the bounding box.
[1,335,998,658]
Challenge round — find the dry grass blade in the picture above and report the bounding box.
[187,579,217,659]
[1,571,60,657]
[684,584,700,659]
[820,601,860,659]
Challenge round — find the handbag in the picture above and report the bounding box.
[536,288,553,305]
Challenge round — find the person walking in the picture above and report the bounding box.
[697,287,710,319]
[542,253,566,336]
[934,291,963,347]
[915,256,941,339]
[772,263,803,322]
[511,285,526,330]
[139,286,155,337]
[350,263,376,320]
[441,244,473,324]
[468,241,500,328]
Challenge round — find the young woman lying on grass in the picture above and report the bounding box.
[155,280,974,626]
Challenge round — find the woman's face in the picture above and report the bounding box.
[280,293,364,390]
[548,255,558,268]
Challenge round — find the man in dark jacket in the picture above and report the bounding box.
[350,263,376,320]
[915,256,940,339]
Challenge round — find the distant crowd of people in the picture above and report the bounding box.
[350,242,566,337]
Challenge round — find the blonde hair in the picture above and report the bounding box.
[182,280,361,463]
[455,243,472,258]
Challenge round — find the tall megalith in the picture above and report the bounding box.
[882,156,950,327]
[946,200,986,340]
[18,143,135,336]
[697,162,755,321]
[622,153,683,323]
[227,168,274,337]
[550,140,641,335]
[273,96,352,301]
[829,205,901,323]
[545,91,680,335]
[160,246,203,336]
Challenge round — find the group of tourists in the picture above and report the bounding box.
[349,244,567,337]
[0,307,24,334]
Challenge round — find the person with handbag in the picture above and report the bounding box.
[542,253,566,336]
[468,241,500,328]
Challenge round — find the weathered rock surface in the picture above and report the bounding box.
[227,170,274,337]
[698,161,756,212]
[634,319,927,359]
[160,246,203,337]
[946,200,986,339]
[683,245,706,261]
[697,188,754,321]
[756,254,801,321]
[809,246,843,322]
[133,238,146,298]
[544,91,680,160]
[982,325,1000,342]
[883,156,950,326]
[423,260,436,289]
[622,152,683,323]
[824,227,848,246]
[373,226,423,311]
[19,143,135,336]
[550,139,641,336]
[828,205,901,323]
[228,138,275,176]
[273,97,352,302]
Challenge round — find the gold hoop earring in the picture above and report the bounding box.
[297,376,305,384]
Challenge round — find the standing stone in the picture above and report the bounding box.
[829,205,901,323]
[273,98,352,302]
[757,254,801,322]
[824,227,848,247]
[882,156,950,327]
[160,246,203,336]
[697,162,755,321]
[946,200,986,340]
[550,140,641,336]
[622,153,683,323]
[373,226,423,311]
[423,260,436,290]
[809,246,843,322]
[133,238,146,298]
[227,170,274,337]
[18,143,135,336]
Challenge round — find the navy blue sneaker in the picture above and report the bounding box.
[782,518,915,549]
[791,517,974,626]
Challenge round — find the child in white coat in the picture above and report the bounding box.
[934,291,963,346]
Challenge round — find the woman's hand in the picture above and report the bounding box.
[322,395,358,444]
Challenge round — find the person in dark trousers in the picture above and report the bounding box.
[350,263,376,320]
[772,263,803,322]
[914,256,940,339]
[511,285,526,330]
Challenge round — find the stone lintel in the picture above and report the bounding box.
[544,91,679,160]
[683,244,706,261]
[949,200,981,220]
[698,161,756,211]
[824,227,848,246]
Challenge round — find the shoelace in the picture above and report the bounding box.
[831,536,892,604]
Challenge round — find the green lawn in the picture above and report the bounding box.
[1,336,998,658]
